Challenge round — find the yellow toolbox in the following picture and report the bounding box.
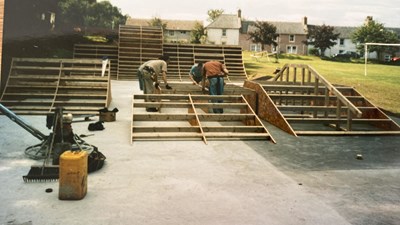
[59,150,88,200]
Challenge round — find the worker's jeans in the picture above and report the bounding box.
[208,77,224,113]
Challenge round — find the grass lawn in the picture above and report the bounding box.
[242,51,400,115]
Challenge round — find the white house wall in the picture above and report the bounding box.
[323,39,356,56]
[322,38,378,59]
[166,30,192,43]
[207,28,239,45]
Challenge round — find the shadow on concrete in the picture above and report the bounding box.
[245,116,400,172]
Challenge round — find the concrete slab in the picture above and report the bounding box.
[0,80,399,225]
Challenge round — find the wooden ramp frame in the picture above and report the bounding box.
[74,26,248,82]
[131,94,275,143]
[164,43,247,82]
[244,64,400,135]
[0,58,111,115]
[117,25,163,80]
[73,44,119,80]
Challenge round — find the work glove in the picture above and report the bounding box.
[166,84,172,90]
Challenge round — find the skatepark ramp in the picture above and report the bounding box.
[244,64,400,135]
[117,25,164,80]
[74,26,248,82]
[131,83,274,143]
[73,44,119,80]
[163,43,247,82]
[0,58,111,115]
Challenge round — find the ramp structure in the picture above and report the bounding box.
[117,25,163,80]
[244,64,400,135]
[0,58,111,115]
[73,44,119,80]
[131,83,274,143]
[74,25,248,82]
[163,43,247,82]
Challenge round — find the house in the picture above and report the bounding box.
[315,26,359,57]
[126,18,202,43]
[319,20,400,59]
[205,10,242,45]
[240,17,308,55]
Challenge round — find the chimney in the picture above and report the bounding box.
[364,16,373,25]
[302,16,308,26]
[238,9,242,18]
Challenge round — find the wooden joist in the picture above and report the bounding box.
[131,93,275,143]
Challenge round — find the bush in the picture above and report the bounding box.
[308,48,320,56]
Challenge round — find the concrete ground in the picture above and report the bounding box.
[1,80,399,225]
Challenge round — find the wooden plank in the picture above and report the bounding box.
[204,133,270,139]
[286,118,393,123]
[201,126,266,132]
[296,131,400,136]
[132,126,200,132]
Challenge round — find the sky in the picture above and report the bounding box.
[104,0,399,28]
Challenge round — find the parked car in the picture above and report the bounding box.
[391,57,400,62]
[391,56,400,65]
[333,51,360,59]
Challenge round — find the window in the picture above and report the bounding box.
[339,38,345,45]
[221,41,226,45]
[286,45,297,54]
[180,31,186,34]
[250,44,262,52]
[289,35,295,42]
[222,29,227,36]
[169,30,174,36]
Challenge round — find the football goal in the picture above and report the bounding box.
[364,42,400,76]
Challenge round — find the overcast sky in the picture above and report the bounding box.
[104,0,399,28]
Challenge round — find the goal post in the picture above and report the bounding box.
[364,43,400,76]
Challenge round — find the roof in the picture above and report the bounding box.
[242,20,307,35]
[333,26,357,39]
[126,18,202,31]
[388,27,400,37]
[206,14,241,29]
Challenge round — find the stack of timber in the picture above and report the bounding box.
[117,25,163,80]
[163,43,247,82]
[244,64,400,135]
[131,93,275,143]
[73,44,118,80]
[0,58,111,115]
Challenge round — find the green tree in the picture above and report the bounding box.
[207,9,224,22]
[191,22,206,44]
[305,24,339,57]
[85,1,127,29]
[58,0,126,31]
[248,21,278,51]
[351,19,399,58]
[148,17,168,30]
[58,0,90,29]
